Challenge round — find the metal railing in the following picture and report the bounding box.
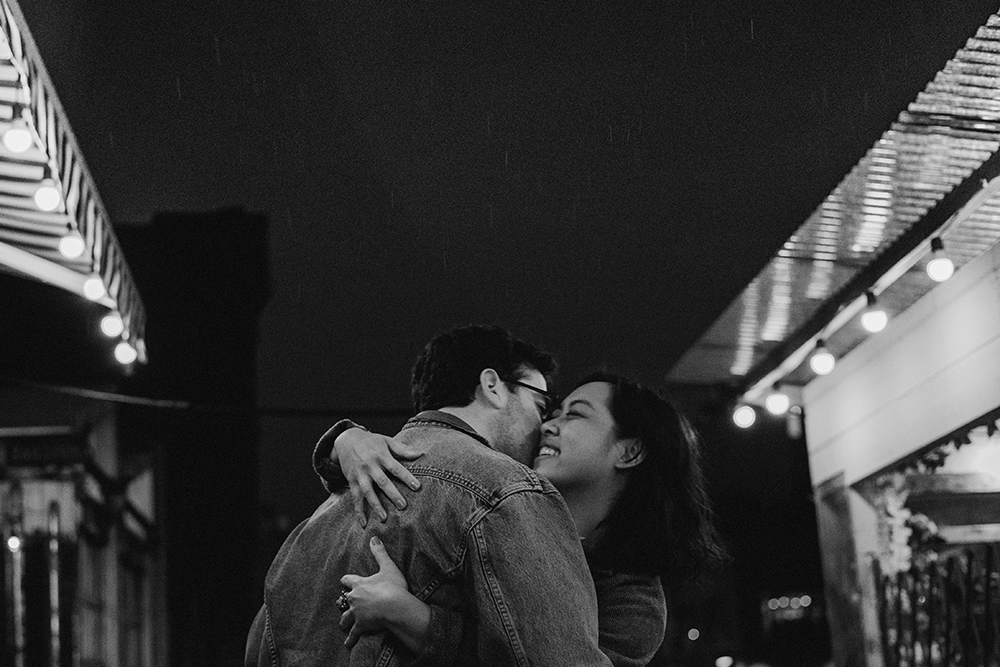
[875,544,1000,666]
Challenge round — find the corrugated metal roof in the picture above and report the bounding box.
[0,0,146,362]
[669,13,1000,393]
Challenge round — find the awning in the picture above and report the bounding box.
[669,11,1000,403]
[0,0,146,363]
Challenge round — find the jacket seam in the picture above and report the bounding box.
[406,466,555,507]
[472,522,530,667]
[262,601,280,667]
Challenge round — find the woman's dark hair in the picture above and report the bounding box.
[411,325,557,412]
[579,371,727,590]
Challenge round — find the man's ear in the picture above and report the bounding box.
[614,438,646,470]
[477,368,507,409]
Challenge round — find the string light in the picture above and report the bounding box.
[861,291,888,333]
[114,341,138,364]
[765,385,790,416]
[100,311,124,337]
[926,237,954,282]
[58,230,85,259]
[810,339,835,375]
[82,275,105,301]
[733,405,756,428]
[6,536,20,552]
[34,178,62,212]
[3,116,32,153]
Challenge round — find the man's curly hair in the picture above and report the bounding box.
[411,325,557,412]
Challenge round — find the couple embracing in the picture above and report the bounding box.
[246,324,724,666]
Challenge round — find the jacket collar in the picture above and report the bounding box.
[403,410,491,449]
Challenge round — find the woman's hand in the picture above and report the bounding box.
[334,428,423,526]
[339,536,431,653]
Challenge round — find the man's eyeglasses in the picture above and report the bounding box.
[506,379,559,418]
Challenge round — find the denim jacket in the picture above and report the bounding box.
[309,418,667,667]
[246,411,611,667]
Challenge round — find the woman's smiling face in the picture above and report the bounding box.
[533,382,622,492]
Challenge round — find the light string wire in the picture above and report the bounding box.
[0,375,411,418]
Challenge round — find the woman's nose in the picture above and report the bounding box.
[541,419,557,435]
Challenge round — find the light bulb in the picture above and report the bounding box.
[733,405,756,428]
[810,340,835,375]
[58,231,85,259]
[83,276,106,301]
[861,309,888,333]
[926,237,954,282]
[101,311,124,337]
[927,256,954,282]
[861,292,888,333]
[765,390,790,416]
[3,119,32,153]
[115,341,138,364]
[7,536,20,552]
[34,179,62,212]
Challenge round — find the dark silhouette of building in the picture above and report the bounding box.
[116,207,269,667]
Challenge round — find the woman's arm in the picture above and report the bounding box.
[339,537,463,664]
[312,420,423,526]
[591,569,667,667]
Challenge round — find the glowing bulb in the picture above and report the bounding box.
[3,120,32,153]
[861,309,888,333]
[765,390,790,416]
[860,291,887,333]
[733,405,756,428]
[810,340,835,375]
[101,311,124,337]
[58,231,85,259]
[34,179,62,212]
[800,594,812,607]
[716,658,735,667]
[83,276,106,301]
[7,536,20,552]
[115,341,137,364]
[687,628,700,641]
[926,237,954,282]
[927,256,954,282]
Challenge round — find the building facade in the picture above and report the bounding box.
[1,387,163,667]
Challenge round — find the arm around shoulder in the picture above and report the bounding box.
[312,419,367,492]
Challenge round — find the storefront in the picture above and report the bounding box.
[0,0,160,665]
[668,10,1000,666]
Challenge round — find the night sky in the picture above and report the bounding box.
[19,0,1000,525]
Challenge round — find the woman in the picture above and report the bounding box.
[321,372,726,666]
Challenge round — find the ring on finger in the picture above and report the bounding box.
[337,591,350,611]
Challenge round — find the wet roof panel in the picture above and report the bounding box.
[668,13,1000,391]
[0,0,146,361]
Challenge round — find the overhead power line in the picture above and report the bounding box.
[0,375,411,419]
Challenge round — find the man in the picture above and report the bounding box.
[246,325,611,666]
